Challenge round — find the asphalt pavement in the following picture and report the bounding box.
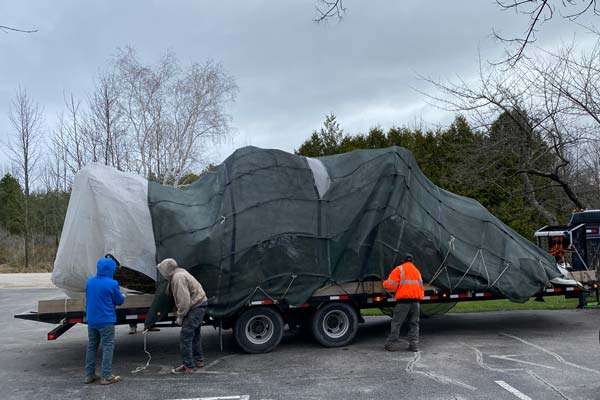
[2,287,600,400]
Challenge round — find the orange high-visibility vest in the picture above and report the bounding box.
[383,261,424,300]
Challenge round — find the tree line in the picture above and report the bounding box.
[297,111,600,240]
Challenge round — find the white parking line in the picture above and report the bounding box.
[489,354,556,370]
[495,381,532,400]
[169,396,250,400]
[501,333,600,375]
[405,352,477,391]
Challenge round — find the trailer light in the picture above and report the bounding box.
[48,333,56,341]
[594,282,598,289]
[442,293,448,298]
[374,296,383,302]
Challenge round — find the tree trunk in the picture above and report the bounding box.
[520,173,558,225]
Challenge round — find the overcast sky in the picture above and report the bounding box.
[0,0,597,168]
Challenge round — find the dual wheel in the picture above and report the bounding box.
[233,302,359,354]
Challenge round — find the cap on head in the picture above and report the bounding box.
[403,254,413,262]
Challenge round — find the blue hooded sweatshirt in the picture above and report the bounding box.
[86,258,125,329]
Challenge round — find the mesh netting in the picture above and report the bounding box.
[145,146,559,325]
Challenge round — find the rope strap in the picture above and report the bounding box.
[131,329,152,374]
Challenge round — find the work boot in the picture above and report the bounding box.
[100,375,122,385]
[384,341,401,352]
[171,364,194,374]
[84,374,100,384]
[194,360,205,368]
[408,342,419,352]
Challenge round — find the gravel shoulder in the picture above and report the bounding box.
[0,273,55,288]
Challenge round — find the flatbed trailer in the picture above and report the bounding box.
[14,277,597,354]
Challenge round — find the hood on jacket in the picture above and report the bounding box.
[96,257,117,278]
[157,258,179,280]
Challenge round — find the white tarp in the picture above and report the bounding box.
[51,164,157,297]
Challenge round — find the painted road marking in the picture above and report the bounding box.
[464,344,521,372]
[502,333,600,375]
[405,352,476,391]
[489,354,556,370]
[170,396,250,400]
[495,381,532,400]
[526,370,572,400]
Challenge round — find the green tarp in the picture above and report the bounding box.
[145,146,559,326]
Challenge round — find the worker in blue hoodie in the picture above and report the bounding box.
[84,257,125,385]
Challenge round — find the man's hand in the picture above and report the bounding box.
[175,316,183,326]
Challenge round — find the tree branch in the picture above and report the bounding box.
[0,25,38,33]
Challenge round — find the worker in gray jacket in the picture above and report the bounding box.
[157,258,208,374]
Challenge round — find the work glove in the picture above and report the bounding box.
[175,316,183,326]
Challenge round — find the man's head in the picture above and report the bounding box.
[96,257,117,278]
[157,258,179,280]
[403,254,413,263]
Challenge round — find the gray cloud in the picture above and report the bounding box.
[0,0,595,168]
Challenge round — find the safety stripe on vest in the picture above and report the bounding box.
[396,265,424,288]
[386,278,399,288]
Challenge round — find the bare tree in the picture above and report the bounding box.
[114,47,238,184]
[311,1,599,65]
[88,71,128,170]
[5,87,44,268]
[423,37,600,221]
[495,0,600,64]
[114,47,174,179]
[0,24,37,33]
[48,46,237,187]
[314,0,346,22]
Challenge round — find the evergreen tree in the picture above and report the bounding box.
[0,174,25,235]
[296,113,344,156]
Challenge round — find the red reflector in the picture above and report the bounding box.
[68,318,83,324]
[138,314,147,319]
[591,228,598,233]
[339,295,349,300]
[48,333,56,340]
[262,299,273,305]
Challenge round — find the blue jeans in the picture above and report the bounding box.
[180,304,207,368]
[85,325,115,378]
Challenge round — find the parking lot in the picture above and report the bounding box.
[2,287,600,400]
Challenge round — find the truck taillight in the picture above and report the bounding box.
[48,333,56,340]
[593,282,599,289]
[374,296,383,302]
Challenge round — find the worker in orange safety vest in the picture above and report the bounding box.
[382,254,424,352]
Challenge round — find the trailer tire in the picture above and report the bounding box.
[311,302,359,348]
[234,307,284,354]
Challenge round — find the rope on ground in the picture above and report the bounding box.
[131,329,151,374]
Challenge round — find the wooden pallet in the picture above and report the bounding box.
[38,294,155,314]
